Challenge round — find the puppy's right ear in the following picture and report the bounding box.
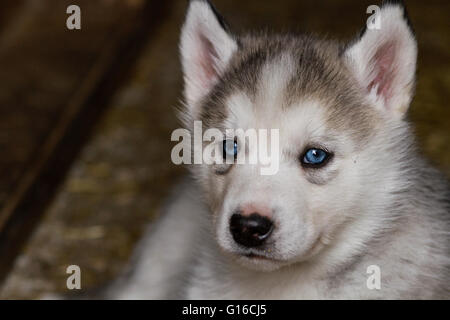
[342,2,417,118]
[180,0,237,111]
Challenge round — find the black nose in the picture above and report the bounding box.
[229,213,274,247]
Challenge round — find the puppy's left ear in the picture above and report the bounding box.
[180,0,238,110]
[343,2,417,118]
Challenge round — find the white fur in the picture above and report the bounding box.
[180,0,237,110]
[344,4,417,117]
[94,2,448,300]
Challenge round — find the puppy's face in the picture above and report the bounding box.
[179,1,416,271]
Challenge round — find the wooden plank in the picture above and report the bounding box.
[0,0,173,285]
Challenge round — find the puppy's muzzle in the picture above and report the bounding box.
[229,213,274,248]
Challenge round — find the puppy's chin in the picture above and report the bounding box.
[221,235,327,272]
[234,255,288,272]
[232,244,326,272]
[217,243,289,271]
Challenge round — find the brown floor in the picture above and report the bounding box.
[0,0,449,299]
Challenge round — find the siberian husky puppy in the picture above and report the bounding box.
[101,0,449,299]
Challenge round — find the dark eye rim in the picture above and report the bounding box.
[300,147,333,169]
[222,138,238,160]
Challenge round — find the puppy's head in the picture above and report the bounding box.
[179,0,417,271]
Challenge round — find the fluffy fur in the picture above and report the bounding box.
[100,0,449,299]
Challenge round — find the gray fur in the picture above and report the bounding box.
[94,1,450,300]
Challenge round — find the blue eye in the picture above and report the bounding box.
[223,139,238,160]
[302,148,330,167]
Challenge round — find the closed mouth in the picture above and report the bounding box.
[245,253,267,259]
[241,252,283,263]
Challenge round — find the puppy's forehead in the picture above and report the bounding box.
[200,34,376,139]
[223,52,295,129]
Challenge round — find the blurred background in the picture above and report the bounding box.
[0,0,448,299]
